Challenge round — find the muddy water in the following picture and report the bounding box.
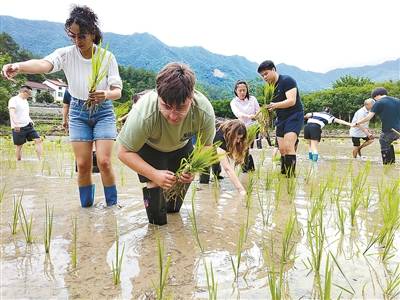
[1,137,399,299]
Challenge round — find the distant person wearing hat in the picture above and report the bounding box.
[353,87,400,164]
[349,98,375,158]
[257,60,304,177]
[8,85,42,160]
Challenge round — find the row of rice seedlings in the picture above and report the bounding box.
[230,224,246,281]
[165,137,223,201]
[10,193,22,234]
[112,226,125,285]
[188,185,204,253]
[18,200,34,244]
[154,235,171,300]
[71,217,78,268]
[43,202,54,254]
[203,259,218,300]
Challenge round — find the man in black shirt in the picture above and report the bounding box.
[354,87,400,164]
[257,60,304,177]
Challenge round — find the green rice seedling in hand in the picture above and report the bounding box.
[43,202,54,254]
[85,41,111,111]
[112,225,125,285]
[165,137,223,201]
[256,83,276,139]
[246,123,260,147]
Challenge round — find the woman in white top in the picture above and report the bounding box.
[1,5,122,208]
[230,80,260,172]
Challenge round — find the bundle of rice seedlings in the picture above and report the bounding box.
[256,82,276,138]
[164,136,224,201]
[246,123,260,147]
[84,40,111,111]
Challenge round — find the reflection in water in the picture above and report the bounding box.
[0,137,399,298]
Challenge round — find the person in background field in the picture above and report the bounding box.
[2,5,122,207]
[199,120,248,195]
[230,80,260,173]
[8,85,42,160]
[117,63,215,226]
[353,87,400,164]
[349,98,375,158]
[304,107,352,162]
[258,60,304,177]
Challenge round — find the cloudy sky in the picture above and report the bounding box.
[1,0,399,73]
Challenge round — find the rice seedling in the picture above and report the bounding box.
[0,183,6,204]
[329,252,355,296]
[19,201,34,244]
[71,217,78,268]
[320,254,332,300]
[335,198,347,235]
[85,41,111,111]
[307,216,325,274]
[203,259,218,300]
[383,264,400,299]
[211,173,220,204]
[286,176,297,201]
[153,235,171,300]
[112,226,125,285]
[263,240,284,300]
[164,137,223,201]
[246,123,260,147]
[281,213,297,265]
[10,193,22,235]
[188,185,203,253]
[245,171,255,208]
[230,224,246,281]
[43,202,54,254]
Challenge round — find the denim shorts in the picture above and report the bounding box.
[69,98,116,142]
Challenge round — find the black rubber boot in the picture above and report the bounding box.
[381,148,395,165]
[142,187,167,225]
[242,154,255,173]
[165,184,189,213]
[280,156,286,174]
[284,155,296,177]
[199,167,211,184]
[212,163,223,179]
[256,138,262,149]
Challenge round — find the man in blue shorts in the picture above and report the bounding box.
[258,60,304,177]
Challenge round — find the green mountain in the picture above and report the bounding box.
[1,15,399,93]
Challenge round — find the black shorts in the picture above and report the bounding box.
[304,123,322,142]
[137,142,193,183]
[12,123,40,146]
[351,136,371,147]
[276,111,304,138]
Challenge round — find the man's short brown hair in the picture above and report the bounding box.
[156,62,195,106]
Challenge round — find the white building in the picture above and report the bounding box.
[24,79,68,103]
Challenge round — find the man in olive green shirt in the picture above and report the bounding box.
[118,63,215,225]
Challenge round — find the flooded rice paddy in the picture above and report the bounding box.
[1,136,399,299]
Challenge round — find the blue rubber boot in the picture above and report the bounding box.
[312,153,319,162]
[308,152,313,160]
[79,184,95,207]
[104,185,118,206]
